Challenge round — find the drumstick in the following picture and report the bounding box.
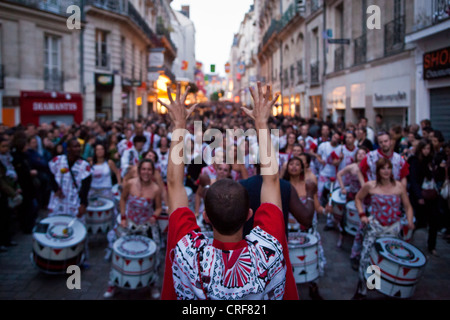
[63,217,77,235]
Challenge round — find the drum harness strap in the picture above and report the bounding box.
[196,239,210,300]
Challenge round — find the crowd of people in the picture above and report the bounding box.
[1,82,450,300]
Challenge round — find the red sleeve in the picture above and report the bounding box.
[400,160,410,180]
[161,207,200,300]
[359,156,369,181]
[310,142,317,153]
[253,203,299,300]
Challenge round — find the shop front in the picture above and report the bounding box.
[20,91,83,126]
[95,73,114,121]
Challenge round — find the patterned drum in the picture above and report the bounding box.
[288,232,319,284]
[31,216,86,274]
[86,197,115,234]
[365,237,427,299]
[345,201,361,236]
[110,235,157,289]
[331,188,347,219]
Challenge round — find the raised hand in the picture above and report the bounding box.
[157,83,197,127]
[241,82,279,124]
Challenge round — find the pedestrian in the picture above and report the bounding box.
[161,82,298,300]
[408,139,440,256]
[352,157,414,300]
[104,158,163,299]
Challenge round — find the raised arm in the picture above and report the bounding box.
[242,82,281,209]
[158,84,197,215]
[288,180,317,229]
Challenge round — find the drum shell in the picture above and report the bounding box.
[32,251,84,274]
[157,213,169,234]
[345,201,361,236]
[86,198,115,234]
[288,233,319,284]
[331,189,346,218]
[32,237,84,261]
[365,237,427,299]
[111,235,157,290]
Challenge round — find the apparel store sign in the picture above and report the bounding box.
[423,46,450,80]
[372,76,410,108]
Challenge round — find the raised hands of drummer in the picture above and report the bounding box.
[242,82,279,126]
[157,83,197,129]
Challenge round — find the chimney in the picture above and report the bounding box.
[181,5,190,18]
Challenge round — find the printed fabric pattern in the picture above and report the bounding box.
[126,194,154,226]
[369,194,402,227]
[172,227,287,300]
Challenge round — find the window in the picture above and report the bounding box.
[44,34,62,90]
[95,29,109,69]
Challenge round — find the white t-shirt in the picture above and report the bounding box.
[317,142,342,177]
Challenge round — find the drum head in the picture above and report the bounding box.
[33,216,87,248]
[113,235,156,259]
[331,189,346,204]
[375,237,427,268]
[288,232,318,248]
[87,197,114,211]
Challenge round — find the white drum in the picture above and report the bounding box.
[156,213,169,234]
[110,235,157,289]
[86,197,115,234]
[331,188,346,219]
[31,216,87,274]
[399,217,416,242]
[288,232,319,284]
[365,237,427,299]
[345,201,361,236]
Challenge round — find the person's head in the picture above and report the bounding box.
[158,136,169,149]
[359,117,368,128]
[0,135,10,155]
[25,123,37,137]
[345,131,356,147]
[287,132,297,146]
[203,179,251,236]
[389,125,402,140]
[331,132,341,146]
[320,124,330,138]
[93,143,106,163]
[137,159,155,183]
[422,127,433,140]
[415,139,434,161]
[144,149,158,163]
[356,126,366,140]
[375,157,395,186]
[420,119,431,130]
[134,122,144,136]
[299,152,311,169]
[28,136,38,151]
[124,127,133,140]
[67,137,81,160]
[300,124,309,137]
[133,135,147,152]
[356,148,368,163]
[292,144,304,158]
[430,130,445,151]
[377,132,392,154]
[283,157,304,181]
[375,114,383,125]
[216,163,232,180]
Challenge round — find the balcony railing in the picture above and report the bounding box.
[156,18,177,53]
[384,15,405,57]
[44,67,64,91]
[262,19,282,48]
[4,0,81,17]
[354,34,367,65]
[334,46,344,72]
[310,62,319,85]
[297,60,304,84]
[96,52,110,69]
[433,0,450,24]
[87,0,159,45]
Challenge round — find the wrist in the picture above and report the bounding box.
[359,212,366,218]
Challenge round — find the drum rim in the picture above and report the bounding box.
[113,235,157,258]
[33,216,87,248]
[375,237,427,268]
[288,232,319,247]
[331,188,346,204]
[87,197,115,211]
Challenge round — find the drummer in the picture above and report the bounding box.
[283,156,330,299]
[104,158,162,299]
[352,157,414,300]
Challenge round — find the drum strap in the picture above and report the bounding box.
[196,246,210,300]
[68,162,79,191]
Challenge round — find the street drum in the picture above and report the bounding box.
[331,188,347,219]
[288,232,319,284]
[365,237,427,299]
[156,213,169,234]
[31,216,87,274]
[110,235,157,290]
[86,197,115,234]
[345,201,361,236]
